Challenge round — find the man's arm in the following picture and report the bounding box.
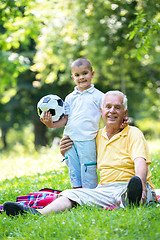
[60,136,73,157]
[134,157,148,205]
[40,111,68,128]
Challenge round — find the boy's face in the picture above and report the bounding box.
[71,64,94,92]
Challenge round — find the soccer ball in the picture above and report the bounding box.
[37,94,64,122]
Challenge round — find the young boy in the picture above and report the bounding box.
[40,58,104,189]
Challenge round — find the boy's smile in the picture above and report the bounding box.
[72,65,94,92]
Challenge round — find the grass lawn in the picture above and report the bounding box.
[0,140,160,240]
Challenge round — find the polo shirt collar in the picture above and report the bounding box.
[73,84,95,94]
[101,125,130,140]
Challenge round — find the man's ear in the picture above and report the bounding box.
[71,75,74,80]
[92,71,95,78]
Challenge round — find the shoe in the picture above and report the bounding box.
[127,176,142,207]
[3,202,41,216]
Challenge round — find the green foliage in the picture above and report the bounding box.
[0,51,29,92]
[0,145,160,239]
[0,0,39,90]
[150,151,160,188]
[0,0,40,51]
[135,118,160,139]
[0,0,160,148]
[126,1,160,60]
[25,0,160,125]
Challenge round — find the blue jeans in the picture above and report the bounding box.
[65,139,98,188]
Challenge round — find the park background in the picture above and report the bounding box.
[0,1,160,239]
[0,0,160,151]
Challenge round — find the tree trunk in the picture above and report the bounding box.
[1,127,7,149]
[33,116,48,148]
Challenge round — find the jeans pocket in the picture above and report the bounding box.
[82,163,98,188]
[83,162,97,172]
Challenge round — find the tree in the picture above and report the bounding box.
[126,0,160,122]
[31,0,156,116]
[0,0,160,149]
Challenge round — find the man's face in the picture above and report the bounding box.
[101,94,128,127]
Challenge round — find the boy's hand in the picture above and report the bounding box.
[40,111,54,128]
[120,117,130,129]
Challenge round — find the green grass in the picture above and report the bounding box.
[0,140,160,240]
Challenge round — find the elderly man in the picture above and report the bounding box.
[3,90,156,216]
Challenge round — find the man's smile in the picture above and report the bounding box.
[108,115,117,119]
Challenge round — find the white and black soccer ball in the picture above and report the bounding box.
[37,94,64,122]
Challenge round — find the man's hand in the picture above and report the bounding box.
[60,136,73,157]
[141,185,147,205]
[40,111,54,128]
[120,116,130,129]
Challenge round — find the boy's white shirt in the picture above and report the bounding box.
[63,85,104,141]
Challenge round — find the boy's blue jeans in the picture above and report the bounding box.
[65,139,98,188]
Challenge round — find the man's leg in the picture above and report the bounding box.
[3,196,74,216]
[127,176,142,207]
[39,196,74,215]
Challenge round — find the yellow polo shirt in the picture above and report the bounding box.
[96,125,154,188]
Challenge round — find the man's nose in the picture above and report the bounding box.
[110,106,116,112]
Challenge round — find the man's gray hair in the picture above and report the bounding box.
[103,90,128,110]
